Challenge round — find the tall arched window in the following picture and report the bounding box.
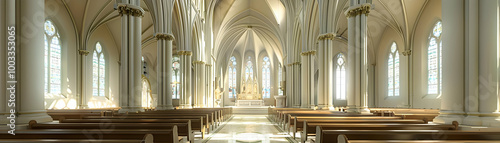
[93,42,105,97]
[142,76,152,108]
[388,42,399,96]
[44,20,61,96]
[278,63,283,95]
[335,53,346,100]
[245,56,254,80]
[428,21,442,95]
[172,56,180,99]
[228,56,237,98]
[142,56,148,77]
[262,57,271,98]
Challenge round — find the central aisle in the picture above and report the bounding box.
[204,115,292,143]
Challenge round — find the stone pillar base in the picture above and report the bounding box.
[345,106,371,114]
[180,105,192,109]
[433,114,464,124]
[0,115,9,124]
[79,105,89,109]
[481,116,500,127]
[17,113,53,124]
[156,105,174,110]
[119,107,145,113]
[463,114,482,126]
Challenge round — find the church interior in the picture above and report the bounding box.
[1,0,500,142]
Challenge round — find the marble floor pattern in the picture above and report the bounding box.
[203,115,292,143]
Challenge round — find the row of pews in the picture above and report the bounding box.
[1,107,232,143]
[269,107,500,143]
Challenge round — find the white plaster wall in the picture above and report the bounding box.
[411,0,442,109]
[86,25,120,108]
[44,0,78,109]
[375,27,408,108]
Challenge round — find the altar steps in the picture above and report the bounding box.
[231,106,268,115]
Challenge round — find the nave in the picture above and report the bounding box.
[205,115,291,143]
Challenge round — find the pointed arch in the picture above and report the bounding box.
[388,42,399,97]
[427,21,442,95]
[334,53,346,100]
[262,56,271,98]
[44,19,62,97]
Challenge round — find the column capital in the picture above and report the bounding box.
[345,4,371,18]
[177,51,193,56]
[155,33,175,41]
[402,49,412,56]
[318,33,335,40]
[287,62,301,66]
[193,60,205,65]
[117,3,145,17]
[78,50,90,56]
[301,50,316,56]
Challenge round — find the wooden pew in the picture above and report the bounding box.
[301,121,458,143]
[290,116,406,137]
[0,139,150,143]
[139,110,216,129]
[82,115,209,135]
[29,120,193,142]
[0,128,177,143]
[369,108,439,120]
[316,128,500,143]
[269,108,311,122]
[60,117,205,139]
[338,134,500,143]
[47,108,119,120]
[285,113,386,131]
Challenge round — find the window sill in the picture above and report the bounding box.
[384,96,400,100]
[422,94,441,99]
[45,93,67,99]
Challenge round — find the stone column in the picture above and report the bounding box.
[0,0,7,124]
[179,51,193,108]
[463,0,481,126]
[155,33,174,110]
[286,64,293,107]
[433,0,466,124]
[293,63,301,107]
[78,50,90,109]
[117,0,144,113]
[345,0,371,114]
[318,34,334,109]
[301,52,314,108]
[194,61,205,107]
[16,0,53,123]
[206,64,213,107]
[478,0,500,126]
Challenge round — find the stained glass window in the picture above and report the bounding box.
[93,42,105,96]
[262,57,271,98]
[388,42,399,96]
[172,56,180,99]
[335,53,346,100]
[245,56,253,80]
[278,63,283,95]
[229,56,237,98]
[428,21,442,95]
[142,77,152,108]
[44,20,61,96]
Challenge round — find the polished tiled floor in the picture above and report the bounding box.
[204,115,292,143]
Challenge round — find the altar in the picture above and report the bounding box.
[236,77,264,107]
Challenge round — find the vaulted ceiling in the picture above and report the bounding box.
[60,0,433,66]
